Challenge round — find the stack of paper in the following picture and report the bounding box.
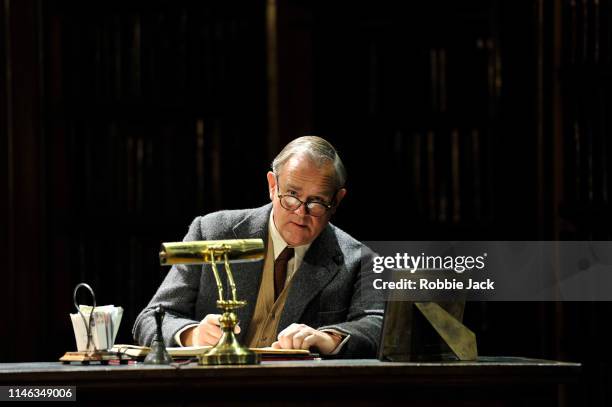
[110,344,317,360]
[70,305,123,351]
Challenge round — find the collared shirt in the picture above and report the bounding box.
[268,210,311,280]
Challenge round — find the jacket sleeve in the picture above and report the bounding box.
[317,246,384,357]
[132,216,206,346]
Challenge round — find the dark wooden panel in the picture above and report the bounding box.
[0,0,46,363]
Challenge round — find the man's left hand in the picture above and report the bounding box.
[270,323,342,355]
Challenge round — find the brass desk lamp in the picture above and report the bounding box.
[159,239,264,365]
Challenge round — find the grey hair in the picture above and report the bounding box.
[271,136,347,189]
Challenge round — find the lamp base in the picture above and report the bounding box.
[198,310,260,365]
[198,347,260,365]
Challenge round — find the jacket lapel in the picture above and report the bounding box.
[279,225,344,330]
[231,204,272,337]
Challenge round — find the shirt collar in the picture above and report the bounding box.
[268,210,311,263]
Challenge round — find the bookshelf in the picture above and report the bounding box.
[2,5,611,404]
[559,0,612,240]
[555,2,612,405]
[307,1,506,240]
[40,0,269,355]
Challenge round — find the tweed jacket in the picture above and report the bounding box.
[132,203,384,357]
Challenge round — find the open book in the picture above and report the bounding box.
[111,344,315,360]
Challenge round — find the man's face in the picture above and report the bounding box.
[267,155,346,247]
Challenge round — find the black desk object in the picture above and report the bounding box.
[0,357,580,406]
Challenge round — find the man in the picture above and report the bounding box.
[133,136,383,357]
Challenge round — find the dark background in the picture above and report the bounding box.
[1,0,611,405]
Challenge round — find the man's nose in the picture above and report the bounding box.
[294,203,307,217]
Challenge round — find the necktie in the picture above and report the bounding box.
[274,247,294,300]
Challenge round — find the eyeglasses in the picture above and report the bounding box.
[275,176,334,217]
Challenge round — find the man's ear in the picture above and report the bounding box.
[331,188,347,214]
[266,171,276,201]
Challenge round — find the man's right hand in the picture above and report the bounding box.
[180,314,241,346]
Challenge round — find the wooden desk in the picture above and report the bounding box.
[0,357,580,406]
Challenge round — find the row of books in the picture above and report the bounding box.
[49,1,265,106]
[564,0,612,65]
[361,41,495,120]
[60,118,221,216]
[560,0,612,239]
[389,127,485,224]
